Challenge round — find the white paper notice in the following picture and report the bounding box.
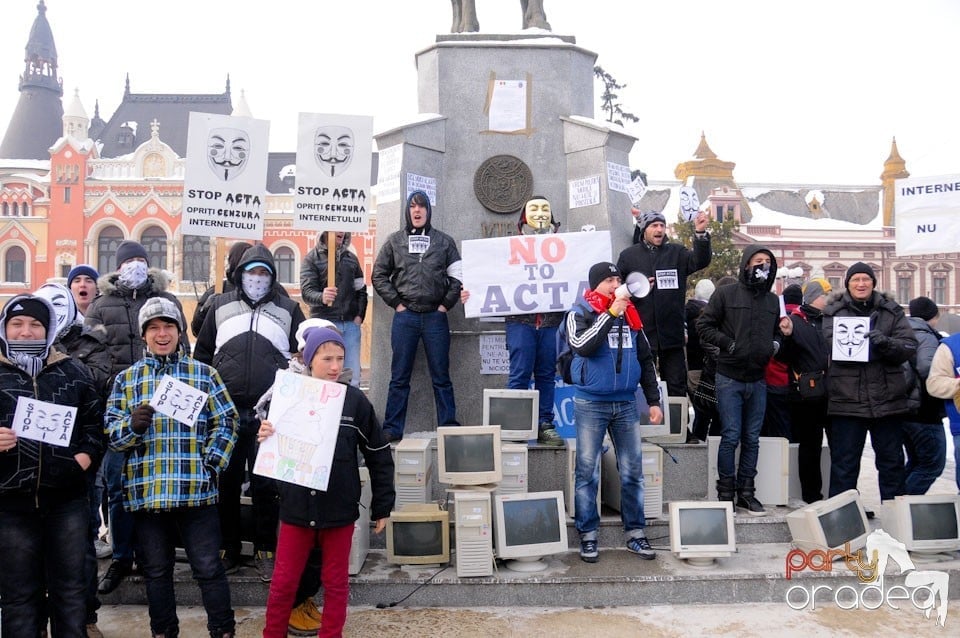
[606,162,631,193]
[626,176,647,206]
[488,80,527,132]
[12,396,77,448]
[832,316,870,362]
[569,175,601,209]
[253,370,346,491]
[778,296,787,318]
[479,334,510,374]
[149,374,209,428]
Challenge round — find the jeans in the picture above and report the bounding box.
[573,397,646,538]
[384,309,458,437]
[264,522,353,638]
[103,449,135,563]
[0,496,89,638]
[789,398,830,503]
[332,319,362,387]
[133,505,234,636]
[761,385,792,440]
[505,321,558,426]
[902,420,947,495]
[219,411,279,556]
[954,434,960,493]
[829,415,904,501]
[86,471,104,623]
[715,373,767,483]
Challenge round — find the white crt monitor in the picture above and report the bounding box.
[437,425,503,486]
[786,489,870,553]
[494,490,568,571]
[669,500,736,564]
[881,494,960,555]
[482,388,539,442]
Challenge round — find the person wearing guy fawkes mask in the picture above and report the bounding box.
[697,245,793,516]
[84,239,191,596]
[194,243,306,582]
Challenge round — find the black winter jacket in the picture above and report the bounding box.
[56,322,114,400]
[300,232,368,322]
[194,244,306,410]
[822,290,917,418]
[617,233,711,350]
[85,268,190,377]
[697,245,781,383]
[372,191,462,312]
[275,384,395,529]
[0,350,105,510]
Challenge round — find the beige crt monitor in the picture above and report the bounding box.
[786,489,870,554]
[482,388,539,442]
[437,425,503,486]
[669,500,736,567]
[386,503,450,566]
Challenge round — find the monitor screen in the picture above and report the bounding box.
[444,433,497,473]
[678,508,729,546]
[502,497,563,546]
[819,500,866,548]
[911,502,960,541]
[392,520,445,557]
[489,397,534,434]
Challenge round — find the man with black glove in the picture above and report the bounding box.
[130,404,155,434]
[822,262,917,501]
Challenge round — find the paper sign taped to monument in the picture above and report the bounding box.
[461,231,612,318]
[375,143,402,204]
[12,396,77,448]
[293,113,373,233]
[488,80,528,132]
[894,174,960,256]
[479,334,510,374]
[253,370,346,491]
[569,175,601,209]
[406,174,437,206]
[606,162,631,193]
[182,112,270,240]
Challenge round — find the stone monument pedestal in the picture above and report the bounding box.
[371,33,638,434]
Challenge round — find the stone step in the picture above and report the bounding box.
[98,543,960,609]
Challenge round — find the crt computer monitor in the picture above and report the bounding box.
[437,425,503,486]
[386,503,450,565]
[482,388,539,442]
[881,494,960,556]
[786,489,870,554]
[668,500,736,566]
[494,490,568,572]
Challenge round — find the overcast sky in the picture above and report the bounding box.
[1,0,956,185]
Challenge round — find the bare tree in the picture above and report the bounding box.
[594,66,639,127]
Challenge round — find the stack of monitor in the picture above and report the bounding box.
[493,490,569,572]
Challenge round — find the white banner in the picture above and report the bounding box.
[895,174,960,256]
[182,112,270,240]
[293,113,373,233]
[462,231,612,318]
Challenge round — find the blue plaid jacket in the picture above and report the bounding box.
[105,351,238,511]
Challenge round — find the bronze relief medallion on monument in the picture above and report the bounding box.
[473,155,534,214]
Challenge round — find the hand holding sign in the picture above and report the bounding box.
[12,396,78,448]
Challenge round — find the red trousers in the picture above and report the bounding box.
[263,521,354,638]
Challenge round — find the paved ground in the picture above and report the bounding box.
[95,601,945,637]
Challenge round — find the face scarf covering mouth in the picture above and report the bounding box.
[242,272,272,302]
[118,260,148,290]
[748,263,771,289]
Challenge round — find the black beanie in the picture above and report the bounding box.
[115,240,149,267]
[909,296,939,321]
[782,283,803,306]
[5,298,51,334]
[844,262,876,290]
[588,262,620,289]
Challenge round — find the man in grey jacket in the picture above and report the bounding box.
[372,190,463,441]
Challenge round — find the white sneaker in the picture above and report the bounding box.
[94,538,112,559]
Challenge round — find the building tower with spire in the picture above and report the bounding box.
[880,137,909,227]
[0,1,64,160]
